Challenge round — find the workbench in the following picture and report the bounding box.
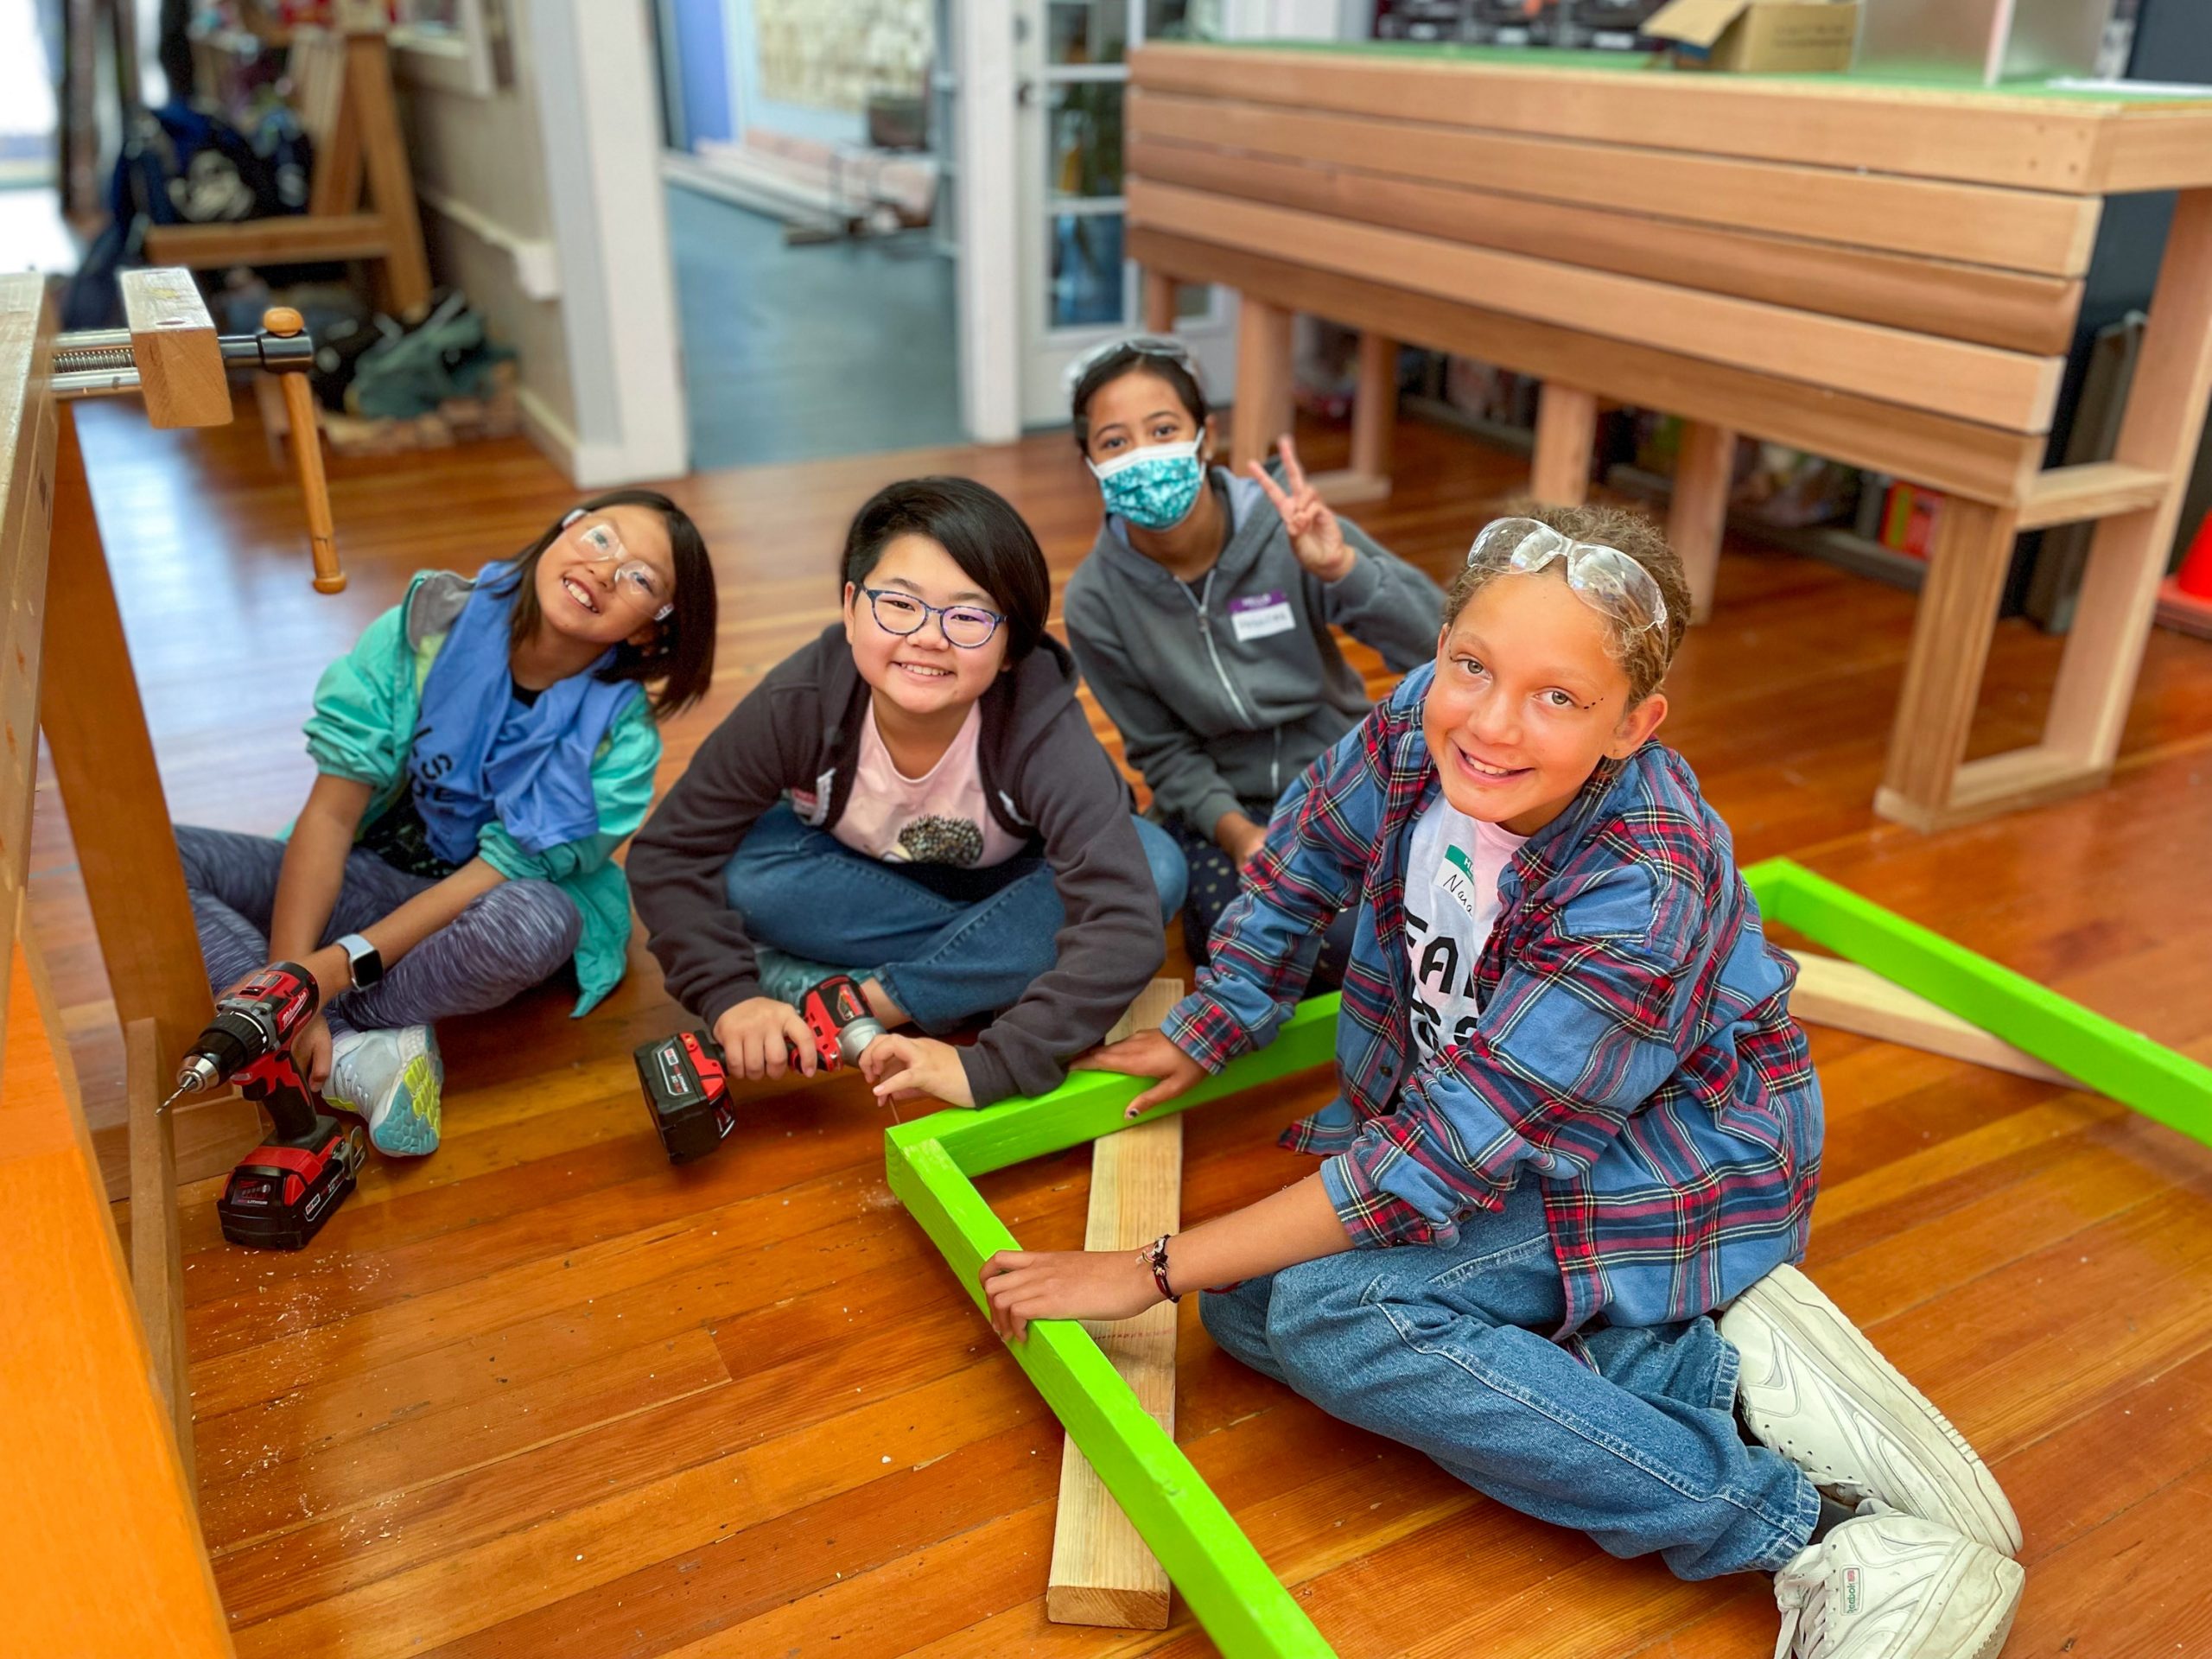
[1128,42,2212,831]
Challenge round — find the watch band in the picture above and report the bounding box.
[336,931,383,988]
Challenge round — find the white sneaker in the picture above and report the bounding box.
[1724,1264,2021,1556]
[326,1025,443,1157]
[1772,1506,2023,1659]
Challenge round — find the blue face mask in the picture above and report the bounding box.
[1090,440,1205,531]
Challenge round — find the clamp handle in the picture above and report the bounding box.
[263,306,346,594]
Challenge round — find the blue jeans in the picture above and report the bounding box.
[722,804,1187,1033]
[1200,1180,1818,1580]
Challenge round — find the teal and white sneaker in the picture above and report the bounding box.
[326,1025,444,1157]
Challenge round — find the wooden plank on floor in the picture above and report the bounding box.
[1048,977,1184,1630]
[1787,951,2076,1084]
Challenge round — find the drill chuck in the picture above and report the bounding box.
[836,1016,889,1067]
[171,1053,223,1100]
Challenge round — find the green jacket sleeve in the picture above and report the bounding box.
[302,601,413,788]
[477,696,663,883]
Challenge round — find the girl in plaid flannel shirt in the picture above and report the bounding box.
[982,505,2024,1659]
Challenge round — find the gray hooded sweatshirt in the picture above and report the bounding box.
[1063,467,1446,837]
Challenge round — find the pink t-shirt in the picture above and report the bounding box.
[830,699,1027,868]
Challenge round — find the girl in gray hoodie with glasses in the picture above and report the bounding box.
[1061,337,1445,978]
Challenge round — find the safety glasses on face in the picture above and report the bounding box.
[573,521,674,620]
[1062,333,1201,395]
[861,587,1005,649]
[1464,518,1669,634]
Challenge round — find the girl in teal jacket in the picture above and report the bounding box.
[176,490,716,1156]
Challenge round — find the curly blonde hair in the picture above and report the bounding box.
[1443,502,1691,706]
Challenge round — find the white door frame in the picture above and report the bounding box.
[953,0,1023,442]
[529,0,690,484]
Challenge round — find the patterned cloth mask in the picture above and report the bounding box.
[1090,440,1205,531]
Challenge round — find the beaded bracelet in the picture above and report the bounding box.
[1140,1232,1178,1304]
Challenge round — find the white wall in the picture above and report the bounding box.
[397,2,688,486]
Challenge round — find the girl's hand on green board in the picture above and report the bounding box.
[1076,1028,1206,1120]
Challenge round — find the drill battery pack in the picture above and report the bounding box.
[635,1029,737,1165]
[217,1111,370,1250]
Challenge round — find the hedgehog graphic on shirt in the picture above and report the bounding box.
[892,814,986,868]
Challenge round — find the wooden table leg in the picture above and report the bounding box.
[1529,383,1597,506]
[1874,496,2020,830]
[1230,295,1292,473]
[1313,331,1398,508]
[1141,270,1176,334]
[45,410,242,1189]
[1669,420,1735,625]
[2044,187,2212,772]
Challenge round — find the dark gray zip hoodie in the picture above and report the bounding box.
[1063,468,1445,837]
[628,624,1164,1106]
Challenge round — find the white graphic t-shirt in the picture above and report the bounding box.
[831,700,1026,868]
[1403,794,1528,1061]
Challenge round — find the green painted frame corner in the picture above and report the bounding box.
[1743,856,2212,1147]
[887,866,2211,1657]
[884,994,1342,1658]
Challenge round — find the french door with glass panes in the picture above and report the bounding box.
[1014,0,1236,428]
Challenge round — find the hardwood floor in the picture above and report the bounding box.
[38,398,2212,1656]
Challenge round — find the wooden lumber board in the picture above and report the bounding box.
[1129,91,2100,278]
[1349,330,1397,482]
[124,1014,193,1488]
[1128,180,2064,434]
[2017,461,2170,530]
[121,269,227,429]
[2045,188,2212,771]
[0,944,234,1656]
[0,274,54,1028]
[1127,134,2082,356]
[1130,44,2189,194]
[1050,978,1185,1630]
[42,413,217,1092]
[1130,226,2044,505]
[1787,951,2074,1085]
[144,213,391,267]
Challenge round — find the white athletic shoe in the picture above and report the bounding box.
[1724,1264,2022,1557]
[326,1025,443,1157]
[1772,1505,2023,1659]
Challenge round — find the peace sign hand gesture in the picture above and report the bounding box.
[1249,435,1356,583]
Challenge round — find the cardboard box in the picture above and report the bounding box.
[1643,0,1859,73]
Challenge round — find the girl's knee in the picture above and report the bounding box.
[1132,817,1189,922]
[471,880,582,968]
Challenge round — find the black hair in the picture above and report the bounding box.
[1068,343,1209,455]
[495,488,718,717]
[840,477,1052,662]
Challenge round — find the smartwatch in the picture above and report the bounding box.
[337,932,384,989]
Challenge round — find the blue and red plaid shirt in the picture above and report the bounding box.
[1165,663,1822,1337]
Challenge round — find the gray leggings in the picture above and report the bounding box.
[175,824,582,1037]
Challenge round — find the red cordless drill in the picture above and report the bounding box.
[165,963,370,1250]
[635,974,887,1164]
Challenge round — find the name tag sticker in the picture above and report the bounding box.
[1229,589,1296,644]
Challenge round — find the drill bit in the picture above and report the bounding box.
[159,1083,191,1113]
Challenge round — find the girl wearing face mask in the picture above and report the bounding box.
[1061,336,1446,980]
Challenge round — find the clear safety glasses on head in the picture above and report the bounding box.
[573,519,674,620]
[1464,518,1669,635]
[1062,333,1201,397]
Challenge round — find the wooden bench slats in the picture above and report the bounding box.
[1132,44,2132,194]
[1129,179,2064,434]
[2017,462,2171,531]
[1130,90,2100,279]
[1130,226,2042,503]
[1128,136,2080,356]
